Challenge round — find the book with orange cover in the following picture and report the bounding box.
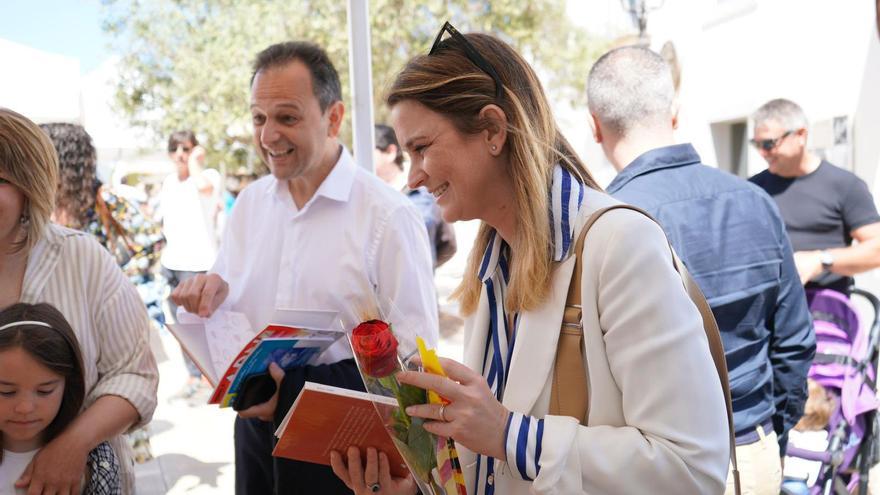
[272,381,409,478]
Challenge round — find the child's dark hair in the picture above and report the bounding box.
[0,303,86,459]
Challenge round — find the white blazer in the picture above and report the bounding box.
[460,190,729,494]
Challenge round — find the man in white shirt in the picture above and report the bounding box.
[159,130,221,390]
[172,41,438,494]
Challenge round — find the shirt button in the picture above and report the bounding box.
[487,474,494,485]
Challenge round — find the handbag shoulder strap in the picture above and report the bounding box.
[549,204,740,495]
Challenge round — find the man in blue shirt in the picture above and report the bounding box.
[587,46,814,495]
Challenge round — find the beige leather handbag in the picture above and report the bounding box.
[548,204,741,495]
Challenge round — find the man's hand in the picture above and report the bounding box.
[793,250,824,285]
[16,428,89,495]
[188,144,207,172]
[188,145,216,195]
[237,362,285,422]
[170,273,229,317]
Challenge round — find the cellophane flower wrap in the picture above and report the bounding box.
[348,318,464,495]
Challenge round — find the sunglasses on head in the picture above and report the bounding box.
[429,21,504,100]
[749,130,798,152]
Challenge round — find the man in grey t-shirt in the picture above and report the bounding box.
[749,98,880,292]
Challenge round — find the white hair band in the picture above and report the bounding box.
[0,321,53,332]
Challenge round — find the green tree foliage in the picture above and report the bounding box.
[103,0,606,169]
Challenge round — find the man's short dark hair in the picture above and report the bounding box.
[251,41,342,113]
[374,124,403,169]
[167,130,198,153]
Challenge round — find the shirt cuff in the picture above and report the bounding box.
[505,412,544,481]
[89,365,159,430]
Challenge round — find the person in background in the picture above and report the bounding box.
[749,99,880,293]
[171,41,438,495]
[374,123,456,269]
[590,46,814,495]
[0,107,157,494]
[157,130,221,397]
[41,122,165,289]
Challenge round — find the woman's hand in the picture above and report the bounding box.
[330,446,417,495]
[398,357,510,460]
[16,428,88,495]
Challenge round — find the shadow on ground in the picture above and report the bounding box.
[145,419,173,437]
[139,453,229,493]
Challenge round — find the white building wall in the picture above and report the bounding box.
[0,39,166,184]
[570,0,880,182]
[0,38,81,123]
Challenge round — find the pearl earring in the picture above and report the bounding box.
[491,145,497,152]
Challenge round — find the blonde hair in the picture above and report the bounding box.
[0,108,59,253]
[795,379,835,432]
[387,32,600,315]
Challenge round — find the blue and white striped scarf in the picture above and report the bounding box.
[472,165,585,495]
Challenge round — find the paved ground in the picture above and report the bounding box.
[134,220,479,494]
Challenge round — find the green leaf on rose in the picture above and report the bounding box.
[396,382,427,409]
[406,418,437,475]
[391,437,432,481]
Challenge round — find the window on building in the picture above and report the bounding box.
[711,120,749,178]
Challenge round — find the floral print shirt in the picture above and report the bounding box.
[84,185,165,283]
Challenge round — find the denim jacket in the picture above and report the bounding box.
[607,144,815,444]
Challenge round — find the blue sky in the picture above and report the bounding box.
[0,0,109,73]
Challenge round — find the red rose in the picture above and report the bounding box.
[351,319,400,377]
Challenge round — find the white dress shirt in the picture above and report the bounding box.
[211,147,438,364]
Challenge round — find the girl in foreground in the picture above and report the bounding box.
[0,303,120,495]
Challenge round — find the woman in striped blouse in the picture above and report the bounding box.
[332,26,729,495]
[0,108,158,494]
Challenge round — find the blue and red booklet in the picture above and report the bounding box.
[168,309,342,408]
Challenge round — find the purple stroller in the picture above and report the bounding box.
[784,288,880,495]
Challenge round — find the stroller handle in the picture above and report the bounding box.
[851,288,880,321]
[850,288,880,374]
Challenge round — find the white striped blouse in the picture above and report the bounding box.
[19,223,159,493]
[472,165,585,495]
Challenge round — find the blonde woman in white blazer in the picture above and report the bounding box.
[331,24,729,495]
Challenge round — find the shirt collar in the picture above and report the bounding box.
[605,143,701,194]
[478,164,585,283]
[549,165,586,262]
[478,232,505,283]
[263,145,357,204]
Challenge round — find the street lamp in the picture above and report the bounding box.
[620,0,665,40]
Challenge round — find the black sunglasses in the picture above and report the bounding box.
[169,144,193,153]
[429,21,504,100]
[749,130,797,152]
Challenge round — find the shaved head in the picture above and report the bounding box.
[587,46,675,136]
